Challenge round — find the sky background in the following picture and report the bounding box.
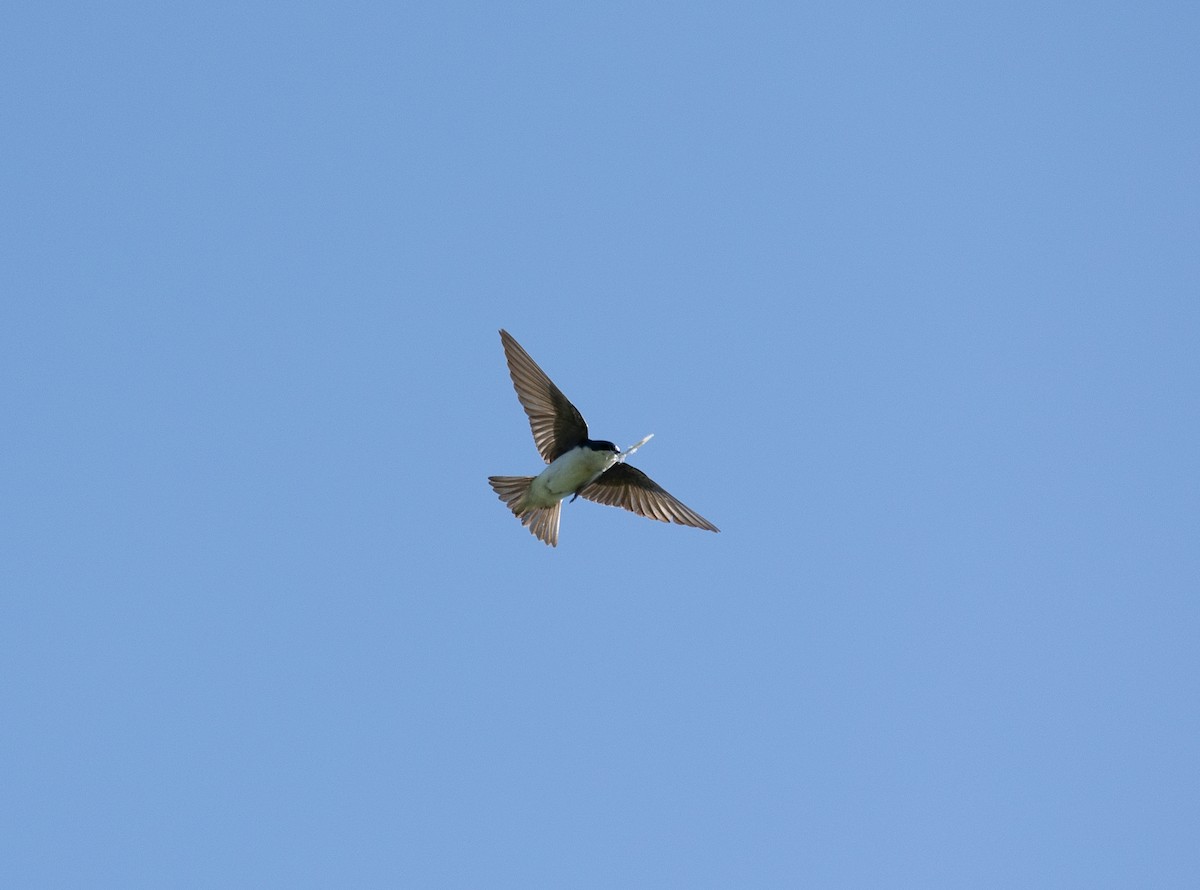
[3,2,1198,887]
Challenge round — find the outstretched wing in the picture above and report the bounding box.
[499,330,588,462]
[578,463,719,532]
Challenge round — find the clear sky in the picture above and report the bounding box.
[3,2,1198,887]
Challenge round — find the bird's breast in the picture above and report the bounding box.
[528,446,617,505]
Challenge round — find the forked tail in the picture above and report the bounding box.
[487,476,561,547]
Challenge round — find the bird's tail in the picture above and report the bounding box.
[487,476,561,547]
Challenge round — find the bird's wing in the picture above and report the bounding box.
[499,330,588,462]
[578,463,719,532]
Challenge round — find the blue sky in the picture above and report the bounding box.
[3,2,1198,887]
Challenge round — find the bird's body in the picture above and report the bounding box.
[488,329,718,547]
[526,444,619,508]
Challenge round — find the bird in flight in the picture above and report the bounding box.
[488,329,719,547]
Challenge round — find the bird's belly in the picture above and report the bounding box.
[527,447,616,506]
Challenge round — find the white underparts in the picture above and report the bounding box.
[525,446,619,508]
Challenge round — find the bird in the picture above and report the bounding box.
[488,329,719,547]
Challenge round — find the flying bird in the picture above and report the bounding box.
[488,329,719,547]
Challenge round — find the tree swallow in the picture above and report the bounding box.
[488,329,719,547]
